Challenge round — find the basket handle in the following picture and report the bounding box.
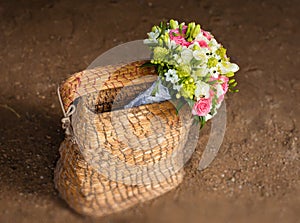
[57,61,157,136]
[58,60,156,112]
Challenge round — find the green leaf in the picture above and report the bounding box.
[151,81,159,96]
[200,116,206,129]
[157,21,167,39]
[192,115,200,125]
[207,80,218,85]
[141,61,156,68]
[175,99,185,114]
[179,23,184,35]
[185,98,195,108]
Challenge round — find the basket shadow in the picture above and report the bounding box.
[0,99,70,207]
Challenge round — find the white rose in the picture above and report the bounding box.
[193,49,208,64]
[181,48,193,64]
[193,67,209,77]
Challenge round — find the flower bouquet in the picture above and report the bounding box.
[142,19,239,127]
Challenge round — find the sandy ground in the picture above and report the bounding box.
[0,0,299,222]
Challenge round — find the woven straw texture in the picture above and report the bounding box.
[54,61,192,217]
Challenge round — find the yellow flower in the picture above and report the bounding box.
[207,57,218,68]
[180,82,196,99]
[153,47,169,61]
[177,64,191,78]
[216,46,227,61]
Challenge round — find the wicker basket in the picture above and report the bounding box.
[54,61,193,217]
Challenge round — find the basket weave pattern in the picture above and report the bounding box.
[54,61,191,217]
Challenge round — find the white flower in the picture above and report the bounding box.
[209,38,220,52]
[193,66,209,78]
[214,54,221,61]
[193,49,208,64]
[209,67,219,78]
[143,30,160,45]
[173,54,183,64]
[165,69,179,84]
[219,62,239,74]
[195,81,210,99]
[166,39,177,49]
[181,48,193,64]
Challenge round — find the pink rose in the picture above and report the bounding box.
[192,98,212,116]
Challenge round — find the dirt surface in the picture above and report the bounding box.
[0,0,299,222]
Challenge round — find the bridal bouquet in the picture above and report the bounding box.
[143,19,239,127]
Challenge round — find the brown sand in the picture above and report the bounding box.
[0,0,299,222]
